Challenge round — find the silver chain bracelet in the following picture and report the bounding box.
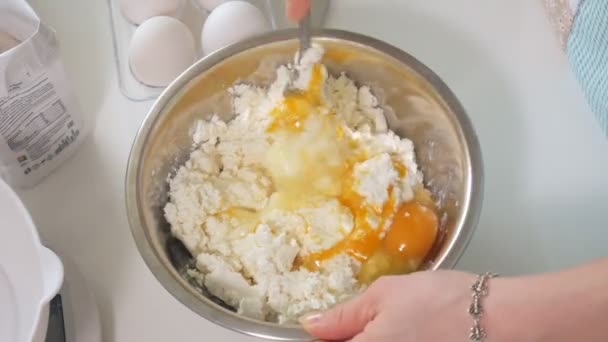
[468,272,498,342]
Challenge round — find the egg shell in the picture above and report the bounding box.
[128,16,197,87]
[201,1,270,56]
[119,0,183,25]
[196,0,228,11]
[0,32,20,54]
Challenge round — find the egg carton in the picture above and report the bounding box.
[107,0,329,101]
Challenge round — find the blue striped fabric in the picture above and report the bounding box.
[567,0,608,136]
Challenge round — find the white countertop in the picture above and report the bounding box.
[20,0,608,341]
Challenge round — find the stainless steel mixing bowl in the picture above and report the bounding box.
[125,29,483,341]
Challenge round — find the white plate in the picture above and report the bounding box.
[0,179,64,342]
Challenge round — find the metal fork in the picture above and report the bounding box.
[298,6,312,61]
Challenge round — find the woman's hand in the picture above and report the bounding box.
[300,271,476,342]
[301,259,608,342]
[286,0,310,22]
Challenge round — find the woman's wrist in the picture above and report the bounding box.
[483,276,532,342]
[483,260,608,342]
[485,274,565,342]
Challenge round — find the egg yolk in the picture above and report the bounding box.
[267,63,324,133]
[357,201,438,285]
[300,175,391,270]
[384,201,438,262]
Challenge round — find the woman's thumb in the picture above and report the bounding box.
[299,292,378,341]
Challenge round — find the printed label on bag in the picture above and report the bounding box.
[0,73,80,175]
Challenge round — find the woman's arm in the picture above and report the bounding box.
[487,258,608,341]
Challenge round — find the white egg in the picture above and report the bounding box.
[201,1,270,56]
[120,0,183,25]
[0,32,19,54]
[196,0,228,11]
[128,16,196,87]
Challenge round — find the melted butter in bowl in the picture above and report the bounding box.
[264,60,439,284]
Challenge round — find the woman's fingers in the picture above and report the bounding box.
[300,291,379,341]
[286,0,311,22]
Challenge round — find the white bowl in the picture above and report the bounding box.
[0,179,64,342]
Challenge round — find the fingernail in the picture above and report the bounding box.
[299,311,322,326]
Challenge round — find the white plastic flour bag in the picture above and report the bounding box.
[0,0,88,189]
